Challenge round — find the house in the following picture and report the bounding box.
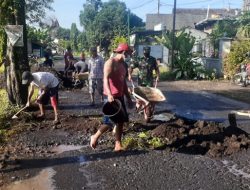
[27,40,46,57]
[146,8,241,31]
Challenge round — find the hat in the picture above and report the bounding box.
[114,43,131,53]
[143,46,151,52]
[22,71,32,85]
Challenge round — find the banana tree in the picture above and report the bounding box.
[157,29,200,79]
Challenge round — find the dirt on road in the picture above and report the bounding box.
[1,79,250,188]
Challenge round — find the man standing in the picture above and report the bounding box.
[64,46,74,77]
[90,43,133,152]
[128,46,160,122]
[88,47,104,105]
[22,71,60,124]
[129,46,159,87]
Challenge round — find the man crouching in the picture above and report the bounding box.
[22,71,60,124]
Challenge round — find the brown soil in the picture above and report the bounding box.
[0,80,250,175]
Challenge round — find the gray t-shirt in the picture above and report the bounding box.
[31,72,59,89]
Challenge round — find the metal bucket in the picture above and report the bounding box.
[102,99,126,123]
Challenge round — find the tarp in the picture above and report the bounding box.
[4,25,24,47]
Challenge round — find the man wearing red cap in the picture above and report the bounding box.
[90,43,133,152]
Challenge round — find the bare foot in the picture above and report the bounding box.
[37,114,45,118]
[114,142,123,152]
[53,119,60,125]
[90,135,97,149]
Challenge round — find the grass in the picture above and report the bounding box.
[0,65,4,73]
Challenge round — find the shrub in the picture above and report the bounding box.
[223,40,250,78]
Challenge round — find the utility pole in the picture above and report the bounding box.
[158,0,160,14]
[171,0,177,70]
[127,9,130,45]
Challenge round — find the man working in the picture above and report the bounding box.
[64,46,74,77]
[88,47,104,105]
[128,46,160,122]
[90,43,133,152]
[22,71,60,124]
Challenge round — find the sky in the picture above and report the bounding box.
[46,0,243,30]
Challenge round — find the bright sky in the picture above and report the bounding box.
[46,0,243,30]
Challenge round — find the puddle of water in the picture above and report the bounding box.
[222,160,250,179]
[152,113,173,122]
[4,168,56,190]
[50,145,85,155]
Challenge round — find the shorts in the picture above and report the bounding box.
[39,85,59,105]
[102,96,129,125]
[89,78,103,95]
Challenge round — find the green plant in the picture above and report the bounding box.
[223,40,250,78]
[147,137,165,149]
[157,29,197,79]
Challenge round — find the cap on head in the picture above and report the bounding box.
[143,46,151,52]
[114,43,131,53]
[22,71,32,85]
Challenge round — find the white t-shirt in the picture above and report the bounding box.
[74,60,87,72]
[31,72,59,89]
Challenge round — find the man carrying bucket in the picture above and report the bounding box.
[90,43,133,152]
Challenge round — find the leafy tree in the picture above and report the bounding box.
[77,32,88,52]
[236,11,250,38]
[56,27,70,40]
[223,40,250,78]
[25,0,54,23]
[79,0,144,51]
[70,23,79,52]
[210,19,238,53]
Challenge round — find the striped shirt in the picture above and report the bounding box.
[88,55,104,79]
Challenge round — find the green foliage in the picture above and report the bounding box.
[210,19,238,51]
[70,23,79,51]
[223,40,250,78]
[157,30,197,79]
[110,36,127,52]
[25,0,54,23]
[236,11,250,39]
[122,131,166,150]
[79,0,144,50]
[56,27,70,40]
[0,89,18,128]
[0,65,4,73]
[27,26,51,43]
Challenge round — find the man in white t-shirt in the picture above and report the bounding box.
[22,71,60,124]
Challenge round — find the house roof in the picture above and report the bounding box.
[146,8,240,31]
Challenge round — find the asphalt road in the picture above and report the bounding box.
[3,58,250,190]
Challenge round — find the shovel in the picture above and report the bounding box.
[12,106,28,119]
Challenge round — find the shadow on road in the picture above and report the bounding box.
[1,150,147,173]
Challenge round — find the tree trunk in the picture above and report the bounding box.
[5,0,29,105]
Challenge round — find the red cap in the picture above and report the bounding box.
[114,43,131,53]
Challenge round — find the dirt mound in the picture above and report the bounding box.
[151,119,250,157]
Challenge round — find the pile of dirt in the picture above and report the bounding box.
[151,119,250,157]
